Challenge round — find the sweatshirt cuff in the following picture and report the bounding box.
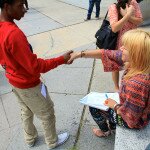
[56,56,65,65]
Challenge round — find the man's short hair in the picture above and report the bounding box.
[0,0,15,9]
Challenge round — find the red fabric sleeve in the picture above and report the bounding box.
[101,50,124,72]
[6,29,65,75]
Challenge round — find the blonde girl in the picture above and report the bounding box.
[68,29,150,137]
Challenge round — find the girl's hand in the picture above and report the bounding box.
[104,98,117,109]
[126,4,134,16]
[120,7,127,17]
[67,52,81,64]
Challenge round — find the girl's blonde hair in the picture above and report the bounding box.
[122,29,150,80]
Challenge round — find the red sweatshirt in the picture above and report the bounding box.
[0,22,65,89]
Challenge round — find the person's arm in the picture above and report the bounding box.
[68,49,123,72]
[120,1,143,26]
[111,13,130,33]
[128,16,143,25]
[68,49,102,62]
[7,29,71,75]
[111,4,134,33]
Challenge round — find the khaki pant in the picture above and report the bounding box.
[12,83,57,148]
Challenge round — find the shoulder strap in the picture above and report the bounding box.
[104,11,108,19]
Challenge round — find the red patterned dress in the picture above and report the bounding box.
[108,0,143,50]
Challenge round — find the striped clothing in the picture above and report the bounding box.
[101,50,150,129]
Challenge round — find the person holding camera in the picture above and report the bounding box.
[108,0,143,91]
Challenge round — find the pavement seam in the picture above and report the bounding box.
[72,59,96,149]
[1,97,11,128]
[26,19,87,38]
[29,5,87,29]
[30,7,64,26]
[57,0,88,11]
[0,91,12,96]
[26,7,91,38]
[5,128,21,150]
[48,92,86,96]
[0,122,22,132]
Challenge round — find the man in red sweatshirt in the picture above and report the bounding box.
[0,0,72,149]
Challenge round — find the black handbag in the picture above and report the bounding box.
[95,11,118,49]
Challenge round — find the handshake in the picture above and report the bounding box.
[62,50,82,64]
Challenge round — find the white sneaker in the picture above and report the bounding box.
[48,132,69,150]
[27,141,35,148]
[27,137,37,148]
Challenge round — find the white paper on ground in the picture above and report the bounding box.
[80,92,120,111]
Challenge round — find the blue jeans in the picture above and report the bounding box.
[87,0,101,18]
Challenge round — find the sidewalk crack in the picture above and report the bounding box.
[1,97,11,128]
[72,59,96,149]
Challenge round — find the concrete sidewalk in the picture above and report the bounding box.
[0,0,149,150]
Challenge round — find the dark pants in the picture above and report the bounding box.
[87,0,101,19]
[89,107,130,132]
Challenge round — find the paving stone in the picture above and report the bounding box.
[0,125,22,150]
[0,72,12,95]
[7,129,47,150]
[90,60,115,93]
[64,58,94,69]
[50,93,85,149]
[60,0,116,17]
[30,0,87,26]
[43,67,93,95]
[1,92,21,127]
[15,8,46,23]
[76,123,115,150]
[0,99,9,131]
[59,0,89,10]
[16,17,63,36]
[68,20,101,42]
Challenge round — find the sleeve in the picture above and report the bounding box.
[108,4,118,25]
[131,0,143,18]
[101,50,124,72]
[118,78,148,128]
[6,29,65,75]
